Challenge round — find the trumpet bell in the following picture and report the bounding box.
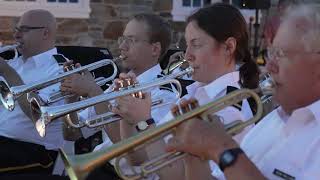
[0,77,15,111]
[28,92,47,137]
[0,59,117,111]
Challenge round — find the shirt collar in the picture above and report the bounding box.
[276,98,320,135]
[305,99,320,124]
[202,71,240,99]
[136,64,162,83]
[31,48,57,68]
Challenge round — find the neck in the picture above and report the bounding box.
[283,95,320,115]
[131,57,158,76]
[203,64,236,85]
[22,44,54,62]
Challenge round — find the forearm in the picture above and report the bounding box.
[223,154,266,180]
[120,120,147,165]
[184,157,216,180]
[207,141,266,180]
[145,136,185,180]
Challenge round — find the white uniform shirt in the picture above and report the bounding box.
[0,48,65,150]
[158,71,253,179]
[241,99,320,180]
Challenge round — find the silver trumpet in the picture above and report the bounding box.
[0,59,118,111]
[29,67,193,137]
[0,43,19,60]
[255,73,275,104]
[45,56,122,104]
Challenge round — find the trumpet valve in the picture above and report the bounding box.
[171,105,181,117]
[180,101,191,113]
[189,99,199,110]
[171,99,200,117]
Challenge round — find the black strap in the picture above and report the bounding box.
[157,74,194,97]
[218,147,244,172]
[226,86,257,114]
[226,86,243,111]
[52,54,68,64]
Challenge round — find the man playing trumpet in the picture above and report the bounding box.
[0,9,66,175]
[167,4,320,180]
[61,13,178,179]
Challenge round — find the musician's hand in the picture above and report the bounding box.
[112,92,152,125]
[166,103,238,163]
[112,72,137,91]
[63,60,80,72]
[183,154,214,180]
[60,70,102,97]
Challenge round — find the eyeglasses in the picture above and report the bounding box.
[266,46,320,61]
[117,36,149,47]
[14,26,45,33]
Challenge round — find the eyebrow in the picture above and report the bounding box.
[189,38,202,43]
[123,35,137,38]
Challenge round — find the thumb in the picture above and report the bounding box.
[166,137,183,152]
[144,92,151,100]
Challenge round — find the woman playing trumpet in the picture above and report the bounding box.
[110,3,260,179]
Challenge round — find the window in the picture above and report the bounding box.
[172,0,218,22]
[172,0,261,24]
[0,0,90,19]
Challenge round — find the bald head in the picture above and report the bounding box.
[20,9,57,38]
[282,4,320,52]
[15,9,57,59]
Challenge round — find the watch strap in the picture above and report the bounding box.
[135,118,155,132]
[145,118,155,125]
[218,147,244,171]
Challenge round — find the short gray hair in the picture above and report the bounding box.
[282,4,320,51]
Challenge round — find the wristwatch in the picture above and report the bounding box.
[218,147,244,171]
[135,118,155,132]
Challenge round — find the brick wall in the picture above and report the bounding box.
[2,0,319,57]
[0,0,187,57]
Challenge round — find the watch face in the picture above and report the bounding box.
[223,152,235,164]
[138,121,148,130]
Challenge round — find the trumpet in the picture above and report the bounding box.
[163,58,188,75]
[258,73,274,103]
[59,88,263,180]
[46,55,123,104]
[29,67,193,137]
[0,59,118,111]
[0,43,19,60]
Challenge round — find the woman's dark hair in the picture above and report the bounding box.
[187,3,260,89]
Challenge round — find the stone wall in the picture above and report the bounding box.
[0,0,187,57]
[1,0,319,57]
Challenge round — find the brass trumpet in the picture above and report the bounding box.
[0,59,117,111]
[59,89,263,180]
[0,43,19,60]
[29,67,193,137]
